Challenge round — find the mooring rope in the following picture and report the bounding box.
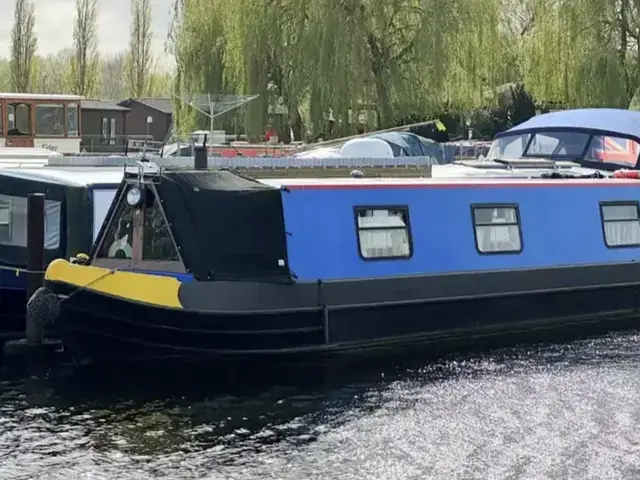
[0,264,47,275]
[0,263,122,299]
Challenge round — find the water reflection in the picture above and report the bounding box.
[2,332,640,479]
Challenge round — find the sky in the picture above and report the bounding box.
[0,0,175,66]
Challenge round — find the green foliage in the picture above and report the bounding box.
[10,0,37,93]
[69,0,100,97]
[125,0,154,97]
[6,0,640,141]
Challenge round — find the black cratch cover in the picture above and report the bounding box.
[157,170,291,282]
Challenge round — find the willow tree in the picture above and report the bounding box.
[520,0,627,108]
[170,0,230,135]
[172,0,518,140]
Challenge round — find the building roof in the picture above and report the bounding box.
[82,100,131,112]
[119,97,174,114]
[499,108,640,141]
[0,92,83,101]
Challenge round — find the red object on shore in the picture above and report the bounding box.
[265,129,278,141]
[613,169,640,179]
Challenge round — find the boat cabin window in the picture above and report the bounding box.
[91,188,118,242]
[95,193,134,259]
[585,136,639,167]
[0,194,61,249]
[142,192,179,262]
[472,205,522,254]
[7,103,31,135]
[600,202,640,248]
[355,207,412,260]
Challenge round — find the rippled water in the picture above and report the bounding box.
[2,332,640,479]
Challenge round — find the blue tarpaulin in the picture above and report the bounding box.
[501,108,640,140]
[369,132,445,163]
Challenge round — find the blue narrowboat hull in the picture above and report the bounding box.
[46,260,640,364]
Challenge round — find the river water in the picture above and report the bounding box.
[2,331,640,480]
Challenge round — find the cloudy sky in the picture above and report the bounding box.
[0,0,174,65]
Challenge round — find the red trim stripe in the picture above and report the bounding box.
[282,180,640,190]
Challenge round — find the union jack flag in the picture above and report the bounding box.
[591,136,639,166]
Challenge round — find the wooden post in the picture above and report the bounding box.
[26,193,45,301]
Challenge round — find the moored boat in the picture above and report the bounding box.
[41,151,640,364]
[0,167,122,335]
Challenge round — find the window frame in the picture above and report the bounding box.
[353,205,413,261]
[0,194,62,249]
[471,203,524,255]
[7,102,32,136]
[599,201,640,249]
[91,183,186,273]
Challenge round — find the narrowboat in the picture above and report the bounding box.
[41,169,640,363]
[38,108,640,364]
[0,168,122,335]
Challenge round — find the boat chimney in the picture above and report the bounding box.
[194,134,208,170]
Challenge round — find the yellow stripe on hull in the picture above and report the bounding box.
[44,259,184,308]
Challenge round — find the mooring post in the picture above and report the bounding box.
[25,193,45,345]
[26,193,45,301]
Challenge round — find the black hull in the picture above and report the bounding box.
[0,289,26,341]
[48,261,640,365]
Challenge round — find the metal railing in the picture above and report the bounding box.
[80,135,155,154]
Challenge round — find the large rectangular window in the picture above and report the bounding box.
[600,202,640,248]
[0,194,61,249]
[101,117,116,145]
[472,205,522,254]
[35,104,64,136]
[355,206,412,260]
[7,103,31,135]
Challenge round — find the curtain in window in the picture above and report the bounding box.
[475,225,521,252]
[359,229,410,257]
[604,221,640,246]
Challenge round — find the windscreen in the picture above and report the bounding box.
[92,188,118,241]
[488,131,591,159]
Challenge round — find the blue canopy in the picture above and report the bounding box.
[500,108,640,141]
[369,132,444,163]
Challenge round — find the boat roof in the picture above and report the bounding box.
[259,176,640,189]
[0,167,123,187]
[498,109,640,141]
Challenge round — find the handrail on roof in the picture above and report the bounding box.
[123,159,162,185]
[492,157,581,169]
[456,157,582,170]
